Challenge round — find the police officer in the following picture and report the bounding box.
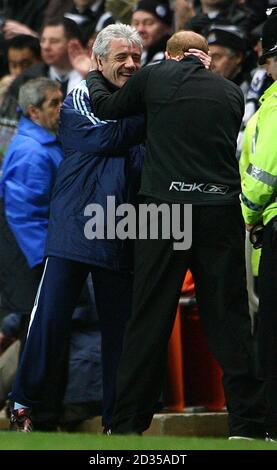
[240,13,277,441]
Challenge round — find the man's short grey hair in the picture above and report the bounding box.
[18,77,61,116]
[93,23,143,59]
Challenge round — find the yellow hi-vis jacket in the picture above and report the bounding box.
[240,111,261,276]
[241,80,277,226]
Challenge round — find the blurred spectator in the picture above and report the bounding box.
[207,25,251,94]
[174,0,195,31]
[0,35,41,166]
[0,35,41,112]
[39,17,83,94]
[8,17,83,100]
[44,0,74,23]
[244,1,268,23]
[0,78,64,323]
[243,21,273,127]
[243,68,272,133]
[5,35,41,78]
[131,0,173,65]
[242,9,277,124]
[266,0,277,11]
[207,24,255,157]
[1,0,49,39]
[184,0,260,36]
[105,0,137,24]
[0,3,8,77]
[64,1,114,45]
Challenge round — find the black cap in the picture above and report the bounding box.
[258,14,277,65]
[133,0,173,27]
[207,25,247,52]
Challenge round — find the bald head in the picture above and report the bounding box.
[166,30,208,60]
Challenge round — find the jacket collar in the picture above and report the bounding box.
[180,55,205,68]
[259,80,277,104]
[17,116,57,144]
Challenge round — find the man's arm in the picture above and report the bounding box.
[4,151,56,268]
[241,102,277,226]
[60,86,146,155]
[86,69,148,120]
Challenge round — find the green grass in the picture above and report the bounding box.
[0,432,276,450]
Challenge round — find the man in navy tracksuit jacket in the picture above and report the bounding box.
[10,25,145,431]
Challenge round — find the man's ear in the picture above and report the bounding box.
[95,54,104,71]
[234,51,244,66]
[27,104,40,122]
[165,51,171,60]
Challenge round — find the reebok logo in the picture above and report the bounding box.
[169,182,229,195]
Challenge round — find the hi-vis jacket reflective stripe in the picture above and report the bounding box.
[241,80,277,226]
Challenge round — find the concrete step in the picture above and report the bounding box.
[0,410,228,437]
[145,412,228,437]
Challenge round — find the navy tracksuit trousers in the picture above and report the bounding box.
[10,256,132,427]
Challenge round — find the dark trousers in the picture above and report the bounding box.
[257,216,277,434]
[11,257,132,427]
[112,203,265,437]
